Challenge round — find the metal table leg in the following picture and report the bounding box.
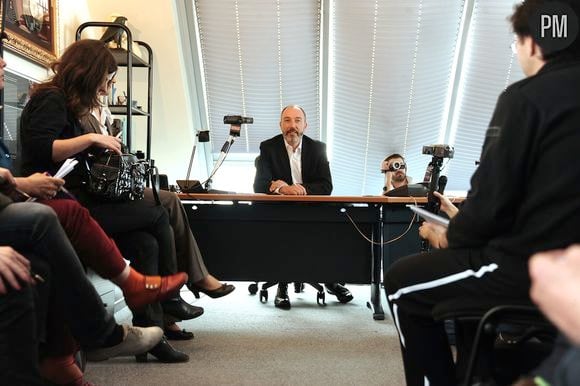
[367,204,385,320]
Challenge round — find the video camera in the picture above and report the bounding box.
[422,144,454,159]
[380,160,406,173]
[223,115,253,126]
[223,115,253,137]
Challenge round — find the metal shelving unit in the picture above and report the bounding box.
[75,22,153,160]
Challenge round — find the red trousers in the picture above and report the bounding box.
[39,198,126,280]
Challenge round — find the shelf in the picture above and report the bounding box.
[110,48,150,67]
[77,22,153,160]
[109,105,150,117]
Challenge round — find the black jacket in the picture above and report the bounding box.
[448,58,580,262]
[19,89,89,191]
[253,134,333,195]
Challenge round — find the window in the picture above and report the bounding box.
[194,0,321,155]
[444,0,525,192]
[329,0,464,195]
[187,0,526,194]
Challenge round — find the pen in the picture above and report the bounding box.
[13,187,32,202]
[60,185,76,200]
[30,269,45,283]
[115,130,123,139]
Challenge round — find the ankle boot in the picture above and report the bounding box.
[274,283,291,309]
[121,268,188,310]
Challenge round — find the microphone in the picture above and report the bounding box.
[426,175,448,214]
[437,175,447,195]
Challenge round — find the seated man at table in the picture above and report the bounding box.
[253,104,353,309]
[380,153,411,194]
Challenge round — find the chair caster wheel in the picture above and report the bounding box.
[248,283,258,295]
[260,289,268,303]
[317,291,326,306]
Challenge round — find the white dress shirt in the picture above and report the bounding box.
[284,138,303,184]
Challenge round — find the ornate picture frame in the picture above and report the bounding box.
[1,0,58,68]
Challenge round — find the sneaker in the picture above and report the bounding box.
[85,325,163,362]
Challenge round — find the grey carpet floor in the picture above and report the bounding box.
[84,283,405,386]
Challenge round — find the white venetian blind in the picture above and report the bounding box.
[194,0,321,154]
[444,0,525,191]
[329,0,465,195]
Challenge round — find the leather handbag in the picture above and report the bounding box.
[87,152,151,201]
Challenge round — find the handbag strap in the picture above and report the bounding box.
[148,163,161,205]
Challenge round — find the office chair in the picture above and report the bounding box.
[433,298,556,386]
[248,281,326,305]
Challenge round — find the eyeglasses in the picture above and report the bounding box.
[510,39,518,55]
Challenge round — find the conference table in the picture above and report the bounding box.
[178,193,426,320]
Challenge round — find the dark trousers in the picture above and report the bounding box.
[0,203,116,349]
[115,231,165,329]
[82,198,179,329]
[85,199,177,276]
[384,247,530,386]
[144,189,209,282]
[0,257,50,386]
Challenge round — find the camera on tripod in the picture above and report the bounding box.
[422,144,454,159]
[223,115,253,137]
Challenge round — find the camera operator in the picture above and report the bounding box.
[384,1,580,384]
[381,153,412,194]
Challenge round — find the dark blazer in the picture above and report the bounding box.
[253,134,332,195]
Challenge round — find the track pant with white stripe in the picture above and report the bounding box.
[384,247,530,386]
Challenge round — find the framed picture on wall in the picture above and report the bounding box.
[1,0,58,68]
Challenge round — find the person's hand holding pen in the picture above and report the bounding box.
[15,173,64,200]
[0,246,43,295]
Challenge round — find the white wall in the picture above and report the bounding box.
[52,0,206,184]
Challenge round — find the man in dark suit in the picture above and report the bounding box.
[253,105,353,309]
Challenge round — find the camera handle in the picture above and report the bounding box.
[425,156,444,213]
[421,155,445,252]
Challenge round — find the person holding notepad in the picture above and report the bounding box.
[384,1,580,385]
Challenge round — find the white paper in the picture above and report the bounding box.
[407,205,450,228]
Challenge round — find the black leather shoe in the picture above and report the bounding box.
[162,297,204,320]
[164,328,194,341]
[274,283,291,309]
[325,283,354,303]
[135,337,189,363]
[294,282,305,293]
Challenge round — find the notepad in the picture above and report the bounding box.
[407,205,450,228]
